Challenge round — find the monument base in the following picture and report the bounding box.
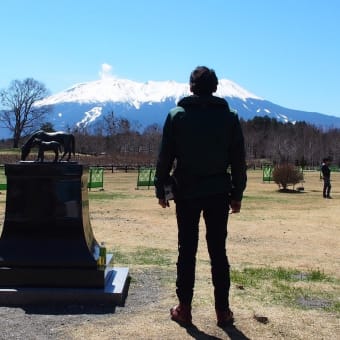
[0,163,130,307]
[0,266,129,307]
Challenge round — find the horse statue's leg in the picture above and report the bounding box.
[36,149,44,162]
[63,137,72,161]
[53,149,59,162]
[59,149,67,161]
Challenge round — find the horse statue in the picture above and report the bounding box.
[31,138,62,162]
[21,130,75,162]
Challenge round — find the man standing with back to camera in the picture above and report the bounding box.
[155,66,247,327]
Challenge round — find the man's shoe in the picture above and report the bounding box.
[170,304,192,327]
[216,308,234,327]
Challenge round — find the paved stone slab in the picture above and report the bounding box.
[0,267,129,307]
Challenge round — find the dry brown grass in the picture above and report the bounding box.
[0,169,339,339]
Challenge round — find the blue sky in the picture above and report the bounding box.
[1,0,339,117]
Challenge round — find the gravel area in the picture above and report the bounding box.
[0,268,166,340]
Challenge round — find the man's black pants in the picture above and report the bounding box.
[175,193,230,311]
[323,178,331,197]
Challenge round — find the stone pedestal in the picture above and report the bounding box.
[0,162,129,306]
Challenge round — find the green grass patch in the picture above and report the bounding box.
[111,248,130,264]
[232,267,335,284]
[243,195,281,201]
[231,267,340,313]
[112,246,173,267]
[88,192,134,200]
[0,148,20,154]
[243,195,294,206]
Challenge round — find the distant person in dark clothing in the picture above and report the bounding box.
[321,157,332,198]
[154,66,247,328]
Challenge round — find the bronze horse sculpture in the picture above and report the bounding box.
[21,131,75,162]
[31,138,62,162]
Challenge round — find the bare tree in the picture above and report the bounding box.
[102,110,117,136]
[0,78,51,147]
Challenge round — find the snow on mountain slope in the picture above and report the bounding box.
[30,77,340,132]
[36,78,261,108]
[2,76,339,139]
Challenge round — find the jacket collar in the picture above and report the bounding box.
[178,95,228,108]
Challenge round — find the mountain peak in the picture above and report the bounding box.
[36,77,261,109]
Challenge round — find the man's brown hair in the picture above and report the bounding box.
[189,66,218,95]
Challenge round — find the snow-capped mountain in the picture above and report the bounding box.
[32,77,340,131]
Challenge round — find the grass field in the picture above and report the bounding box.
[0,169,339,339]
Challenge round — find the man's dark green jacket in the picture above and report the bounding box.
[155,95,247,201]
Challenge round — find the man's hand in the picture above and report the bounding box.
[230,200,241,213]
[158,198,170,208]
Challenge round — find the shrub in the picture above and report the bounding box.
[272,163,304,190]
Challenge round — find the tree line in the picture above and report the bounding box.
[74,114,340,168]
[241,116,340,168]
[1,78,340,167]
